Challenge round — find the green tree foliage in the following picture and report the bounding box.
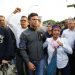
[43,19,65,29]
[43,19,56,25]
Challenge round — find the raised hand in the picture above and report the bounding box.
[13,8,21,14]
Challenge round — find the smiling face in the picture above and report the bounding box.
[52,26,61,39]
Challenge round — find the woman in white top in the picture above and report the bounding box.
[43,25,73,75]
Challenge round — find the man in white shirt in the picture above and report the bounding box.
[7,8,28,75]
[62,19,75,75]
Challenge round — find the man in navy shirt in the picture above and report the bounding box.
[0,15,15,64]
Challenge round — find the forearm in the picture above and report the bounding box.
[20,49,30,64]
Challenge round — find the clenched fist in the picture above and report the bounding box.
[13,8,21,14]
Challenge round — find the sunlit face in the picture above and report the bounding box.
[20,17,28,28]
[52,28,61,38]
[29,16,39,29]
[0,16,5,26]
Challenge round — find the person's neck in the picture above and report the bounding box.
[53,37,58,40]
[0,25,6,28]
[48,30,51,35]
[21,26,27,29]
[69,28,75,31]
[30,26,37,30]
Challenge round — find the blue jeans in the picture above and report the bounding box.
[28,58,45,75]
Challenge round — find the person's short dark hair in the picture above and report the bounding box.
[28,13,38,20]
[47,23,51,25]
[0,15,5,19]
[21,16,27,19]
[48,23,51,25]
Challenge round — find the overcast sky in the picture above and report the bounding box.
[0,0,75,21]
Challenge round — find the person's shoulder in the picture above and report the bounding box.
[60,37,68,42]
[37,28,46,34]
[21,28,31,35]
[24,28,31,32]
[62,29,69,35]
[63,29,69,32]
[3,26,12,33]
[46,37,52,41]
[0,26,8,32]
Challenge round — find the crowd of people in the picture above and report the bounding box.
[0,8,75,75]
